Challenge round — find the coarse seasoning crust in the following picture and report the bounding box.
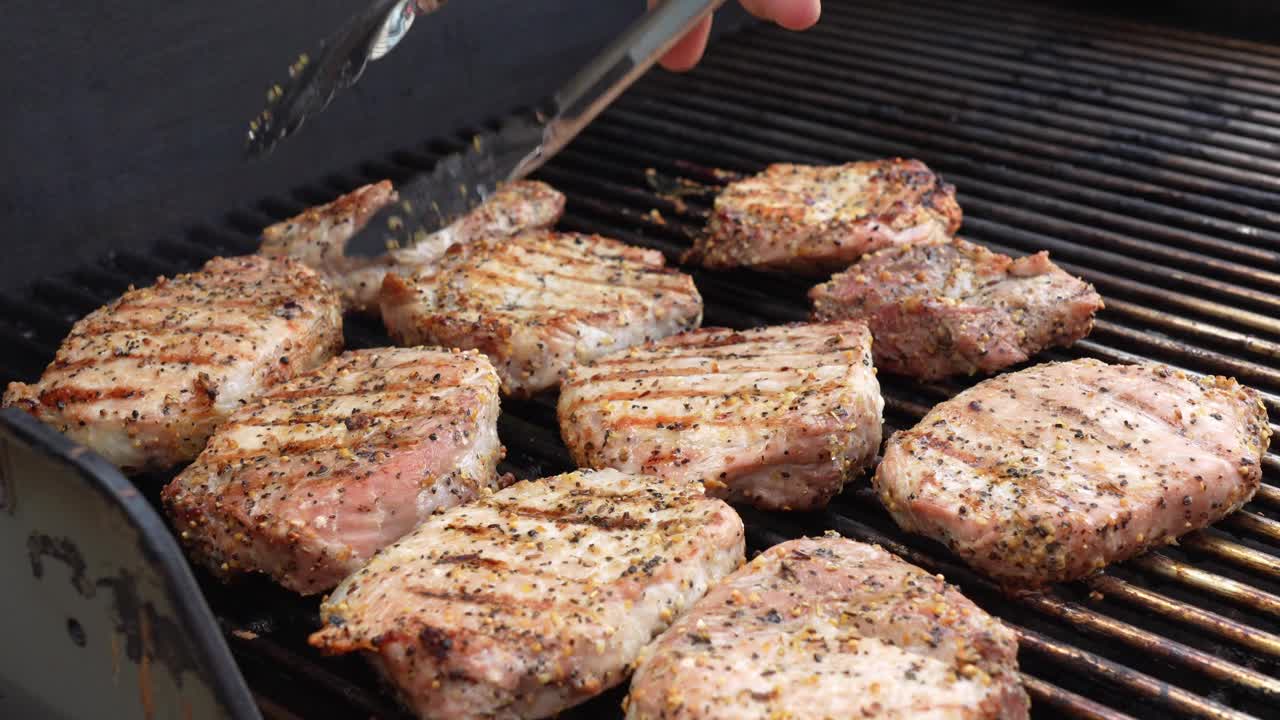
[161,347,506,595]
[310,468,745,720]
[260,180,564,313]
[875,359,1271,587]
[810,237,1103,381]
[558,321,884,511]
[380,230,704,396]
[3,255,343,474]
[685,159,962,274]
[626,536,1028,720]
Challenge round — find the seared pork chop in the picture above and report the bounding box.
[4,256,342,473]
[259,180,565,312]
[381,231,703,396]
[685,160,962,274]
[161,347,505,595]
[627,536,1028,720]
[875,359,1271,587]
[558,321,883,510]
[310,468,745,720]
[810,237,1103,380]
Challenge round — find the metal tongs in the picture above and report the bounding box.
[246,0,724,257]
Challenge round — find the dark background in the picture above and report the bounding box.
[3,0,1280,293]
[0,2,748,289]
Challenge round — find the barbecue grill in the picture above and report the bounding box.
[4,0,1280,718]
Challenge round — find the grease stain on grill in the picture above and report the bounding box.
[27,532,93,597]
[67,617,87,647]
[0,437,14,515]
[96,570,200,687]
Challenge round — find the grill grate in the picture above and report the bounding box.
[4,0,1280,717]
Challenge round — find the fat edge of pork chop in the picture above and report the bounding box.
[161,347,506,595]
[810,237,1103,380]
[259,180,564,313]
[626,536,1029,720]
[874,359,1271,587]
[380,230,704,397]
[685,159,962,275]
[3,255,343,474]
[558,320,884,511]
[310,468,745,720]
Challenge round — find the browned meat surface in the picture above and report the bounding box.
[4,256,342,474]
[310,468,745,720]
[875,359,1271,587]
[259,180,564,312]
[259,180,398,274]
[161,347,505,595]
[381,231,703,396]
[685,160,962,274]
[558,321,883,511]
[627,536,1028,720]
[810,237,1103,380]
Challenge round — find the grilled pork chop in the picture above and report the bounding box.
[685,160,962,274]
[161,347,504,595]
[259,180,565,312]
[381,231,703,396]
[875,359,1271,587]
[558,321,883,511]
[4,255,342,474]
[627,536,1028,720]
[810,237,1103,380]
[310,468,744,719]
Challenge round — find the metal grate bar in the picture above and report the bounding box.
[1128,554,1280,618]
[1085,574,1280,659]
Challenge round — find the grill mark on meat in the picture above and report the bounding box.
[432,553,509,570]
[914,432,986,470]
[228,386,470,429]
[605,409,843,431]
[204,431,428,465]
[560,361,857,389]
[588,343,860,365]
[560,379,851,415]
[565,379,855,417]
[441,522,514,540]
[262,379,447,404]
[458,278,657,318]
[486,261,682,298]
[111,297,300,315]
[491,502,651,531]
[68,321,255,339]
[487,243,675,279]
[225,405,441,430]
[407,587,558,612]
[492,240,660,268]
[37,385,146,407]
[49,352,224,372]
[913,426,1112,504]
[1106,382,1239,460]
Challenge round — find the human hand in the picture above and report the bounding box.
[650,0,821,72]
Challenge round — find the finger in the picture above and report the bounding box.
[739,0,822,30]
[658,14,713,72]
